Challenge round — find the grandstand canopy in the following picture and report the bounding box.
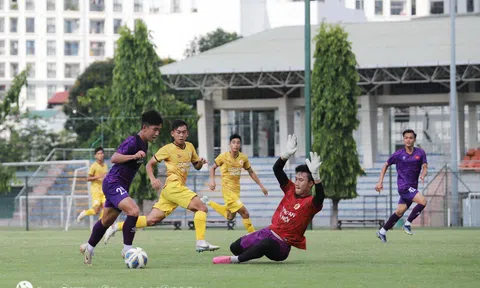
[160,14,480,95]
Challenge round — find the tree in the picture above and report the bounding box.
[311,23,364,228]
[93,20,198,211]
[63,60,115,146]
[184,28,241,57]
[0,68,29,193]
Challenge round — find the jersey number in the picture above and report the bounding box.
[116,187,128,195]
[408,187,417,193]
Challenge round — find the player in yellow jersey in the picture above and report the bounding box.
[103,120,220,252]
[77,147,108,222]
[202,134,268,233]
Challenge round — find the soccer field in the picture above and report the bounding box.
[2,228,479,288]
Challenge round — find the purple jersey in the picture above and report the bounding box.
[387,147,427,193]
[104,135,148,189]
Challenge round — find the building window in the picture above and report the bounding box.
[90,0,104,11]
[26,18,35,33]
[172,0,181,13]
[430,1,444,14]
[64,41,79,56]
[47,0,55,11]
[10,40,18,55]
[10,17,17,33]
[64,19,80,33]
[47,18,56,33]
[90,20,105,34]
[355,0,364,10]
[0,63,4,78]
[10,0,17,10]
[26,0,34,10]
[47,40,56,56]
[391,0,407,15]
[64,85,72,91]
[10,63,18,77]
[114,0,122,12]
[412,0,416,15]
[47,63,56,78]
[375,0,383,15]
[26,40,35,55]
[27,85,36,101]
[467,0,474,12]
[48,85,57,99]
[0,17,4,32]
[134,0,142,12]
[27,63,35,78]
[0,40,4,55]
[113,19,122,34]
[64,0,79,11]
[90,41,105,56]
[65,63,80,78]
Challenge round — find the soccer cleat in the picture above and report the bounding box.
[212,256,232,264]
[103,225,118,245]
[376,231,387,243]
[77,210,87,223]
[79,243,93,265]
[200,196,210,205]
[196,240,220,252]
[403,224,413,235]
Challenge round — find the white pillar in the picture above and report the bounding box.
[278,95,294,157]
[382,107,391,155]
[458,95,466,158]
[458,0,467,13]
[197,99,214,167]
[359,94,378,168]
[468,105,479,149]
[220,109,230,154]
[475,0,480,13]
[294,109,306,157]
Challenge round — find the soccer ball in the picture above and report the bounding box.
[124,247,148,269]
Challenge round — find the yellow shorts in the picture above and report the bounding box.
[223,191,244,213]
[91,190,106,208]
[153,181,197,216]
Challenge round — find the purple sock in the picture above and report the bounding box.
[88,220,108,247]
[407,204,426,223]
[383,213,401,231]
[123,215,138,245]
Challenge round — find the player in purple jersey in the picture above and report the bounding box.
[375,129,428,243]
[79,111,163,265]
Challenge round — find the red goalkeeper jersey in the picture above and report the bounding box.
[269,181,323,250]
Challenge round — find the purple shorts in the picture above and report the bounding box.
[240,227,291,261]
[398,187,419,207]
[102,180,130,210]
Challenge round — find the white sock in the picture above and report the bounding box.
[405,221,411,226]
[123,244,133,252]
[87,243,94,253]
[379,228,386,235]
[196,240,206,246]
[230,256,240,263]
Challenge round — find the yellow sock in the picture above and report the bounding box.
[194,211,207,241]
[84,208,96,216]
[116,216,147,230]
[242,218,255,233]
[209,201,228,219]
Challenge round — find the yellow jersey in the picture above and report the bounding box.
[154,142,200,186]
[88,161,108,194]
[215,152,251,195]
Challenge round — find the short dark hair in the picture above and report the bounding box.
[402,129,417,139]
[171,119,188,131]
[94,147,104,154]
[230,133,241,142]
[141,110,163,127]
[295,164,314,182]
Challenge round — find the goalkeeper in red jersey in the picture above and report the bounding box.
[212,134,325,264]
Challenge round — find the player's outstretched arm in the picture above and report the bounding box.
[146,156,162,191]
[305,152,325,207]
[274,134,298,187]
[208,163,218,191]
[111,151,144,164]
[247,168,268,196]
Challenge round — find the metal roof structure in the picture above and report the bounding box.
[160,14,480,96]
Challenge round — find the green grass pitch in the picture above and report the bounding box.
[1,228,479,288]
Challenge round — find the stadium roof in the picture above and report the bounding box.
[160,14,480,75]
